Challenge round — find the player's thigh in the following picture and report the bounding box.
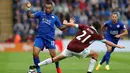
[45,39,56,49]
[45,39,56,57]
[33,46,41,56]
[74,48,90,58]
[53,53,67,62]
[62,49,73,57]
[106,45,113,52]
[87,50,98,59]
[33,37,44,55]
[106,39,118,52]
[48,49,56,58]
[105,37,115,52]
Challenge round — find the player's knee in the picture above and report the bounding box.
[33,47,40,57]
[33,50,39,57]
[107,46,113,52]
[50,53,56,58]
[50,52,56,58]
[92,52,98,60]
[33,52,38,57]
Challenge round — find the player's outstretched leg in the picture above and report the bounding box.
[104,51,111,70]
[49,49,62,73]
[29,58,53,70]
[96,53,106,71]
[87,50,98,73]
[29,53,66,73]
[105,47,115,70]
[32,46,41,73]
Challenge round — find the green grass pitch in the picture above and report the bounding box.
[0,52,130,73]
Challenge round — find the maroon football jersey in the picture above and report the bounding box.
[67,24,103,53]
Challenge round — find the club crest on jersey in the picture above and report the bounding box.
[52,16,55,19]
[117,25,120,28]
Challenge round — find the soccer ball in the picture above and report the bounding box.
[27,70,36,73]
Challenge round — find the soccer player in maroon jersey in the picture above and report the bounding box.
[29,18,125,73]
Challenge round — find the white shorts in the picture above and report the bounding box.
[62,48,90,58]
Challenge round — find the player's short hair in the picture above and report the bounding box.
[111,12,118,16]
[46,1,53,6]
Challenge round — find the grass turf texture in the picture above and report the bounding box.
[0,52,130,73]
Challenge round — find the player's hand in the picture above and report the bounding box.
[101,35,104,38]
[69,17,75,23]
[115,34,121,38]
[117,45,125,49]
[26,1,31,8]
[63,20,68,24]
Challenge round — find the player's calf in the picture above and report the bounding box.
[87,51,98,73]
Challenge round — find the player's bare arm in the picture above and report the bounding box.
[63,18,77,27]
[26,1,34,18]
[58,25,68,31]
[103,40,125,49]
[115,29,128,38]
[59,18,77,30]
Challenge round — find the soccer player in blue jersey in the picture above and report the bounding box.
[26,1,68,73]
[96,12,128,71]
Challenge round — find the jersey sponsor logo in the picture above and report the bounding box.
[110,30,118,35]
[42,18,51,25]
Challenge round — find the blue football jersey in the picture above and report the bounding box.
[34,11,62,40]
[104,20,126,37]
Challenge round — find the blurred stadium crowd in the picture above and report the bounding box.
[11,0,130,42]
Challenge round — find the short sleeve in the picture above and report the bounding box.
[100,39,107,43]
[55,16,62,28]
[120,22,126,30]
[104,20,109,27]
[78,24,87,30]
[34,11,42,18]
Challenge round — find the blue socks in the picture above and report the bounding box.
[100,55,106,65]
[100,52,111,65]
[55,62,60,68]
[105,52,111,65]
[33,55,41,73]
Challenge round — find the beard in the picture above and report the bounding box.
[112,20,117,24]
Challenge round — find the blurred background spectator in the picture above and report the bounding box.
[12,0,130,42]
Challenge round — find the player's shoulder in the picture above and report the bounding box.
[105,20,111,24]
[50,13,58,19]
[118,20,124,25]
[78,24,89,29]
[79,24,88,27]
[36,11,44,14]
[50,13,57,17]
